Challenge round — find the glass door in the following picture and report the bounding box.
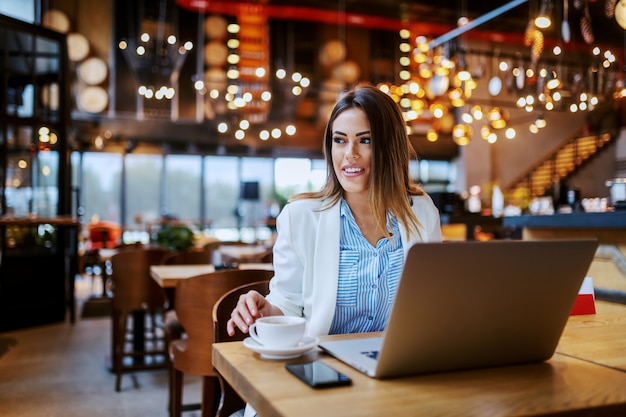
[0,13,69,218]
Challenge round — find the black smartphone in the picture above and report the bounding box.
[285,360,352,388]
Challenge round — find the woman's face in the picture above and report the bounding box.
[331,108,372,197]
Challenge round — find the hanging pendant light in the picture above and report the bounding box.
[615,0,626,29]
[534,0,553,28]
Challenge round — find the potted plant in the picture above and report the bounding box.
[155,223,195,251]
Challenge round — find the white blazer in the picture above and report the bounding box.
[265,194,443,337]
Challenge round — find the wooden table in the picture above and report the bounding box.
[219,244,271,263]
[150,263,273,288]
[150,264,215,288]
[557,312,626,372]
[213,313,626,417]
[238,263,274,272]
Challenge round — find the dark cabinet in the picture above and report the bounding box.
[0,218,79,332]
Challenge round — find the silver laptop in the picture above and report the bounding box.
[319,239,598,378]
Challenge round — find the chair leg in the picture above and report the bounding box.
[167,357,173,414]
[216,374,245,417]
[170,367,183,417]
[112,310,120,392]
[201,376,220,417]
[114,311,128,392]
[111,309,119,366]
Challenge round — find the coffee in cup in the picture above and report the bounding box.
[248,316,306,349]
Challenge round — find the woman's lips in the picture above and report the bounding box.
[342,165,364,176]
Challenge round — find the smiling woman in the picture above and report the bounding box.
[223,85,443,416]
[226,84,442,338]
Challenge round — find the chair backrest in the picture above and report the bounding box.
[162,248,213,265]
[213,280,271,343]
[211,279,271,417]
[172,269,274,376]
[109,247,171,311]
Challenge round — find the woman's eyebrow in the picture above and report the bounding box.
[332,130,370,136]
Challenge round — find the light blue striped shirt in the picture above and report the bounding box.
[329,198,404,335]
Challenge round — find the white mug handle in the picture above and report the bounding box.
[248,323,264,346]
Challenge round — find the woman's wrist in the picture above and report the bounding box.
[269,304,285,317]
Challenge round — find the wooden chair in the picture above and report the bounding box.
[162,247,215,352]
[109,247,171,392]
[168,269,274,417]
[212,280,271,417]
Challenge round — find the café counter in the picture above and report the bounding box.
[503,211,626,304]
[502,211,626,229]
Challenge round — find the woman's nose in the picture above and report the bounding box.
[346,142,359,160]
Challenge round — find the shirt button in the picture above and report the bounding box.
[368,316,373,320]
[372,285,377,289]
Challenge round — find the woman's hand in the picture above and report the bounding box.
[226,290,283,336]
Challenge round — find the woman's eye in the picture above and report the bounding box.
[332,136,345,144]
[360,137,371,144]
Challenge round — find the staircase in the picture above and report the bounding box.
[505,131,616,204]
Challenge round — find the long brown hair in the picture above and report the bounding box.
[291,85,424,239]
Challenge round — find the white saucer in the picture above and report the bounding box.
[243,336,319,360]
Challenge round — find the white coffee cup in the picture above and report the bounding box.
[248,316,306,349]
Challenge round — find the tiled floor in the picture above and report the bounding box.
[0,275,202,417]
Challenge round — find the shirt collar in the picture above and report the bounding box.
[340,197,400,240]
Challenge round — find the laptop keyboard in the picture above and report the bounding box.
[361,350,379,360]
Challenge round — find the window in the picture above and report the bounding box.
[0,0,35,23]
[204,155,238,240]
[165,154,201,223]
[240,157,274,242]
[310,159,326,191]
[70,151,453,244]
[81,152,122,223]
[275,158,312,200]
[125,154,162,227]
